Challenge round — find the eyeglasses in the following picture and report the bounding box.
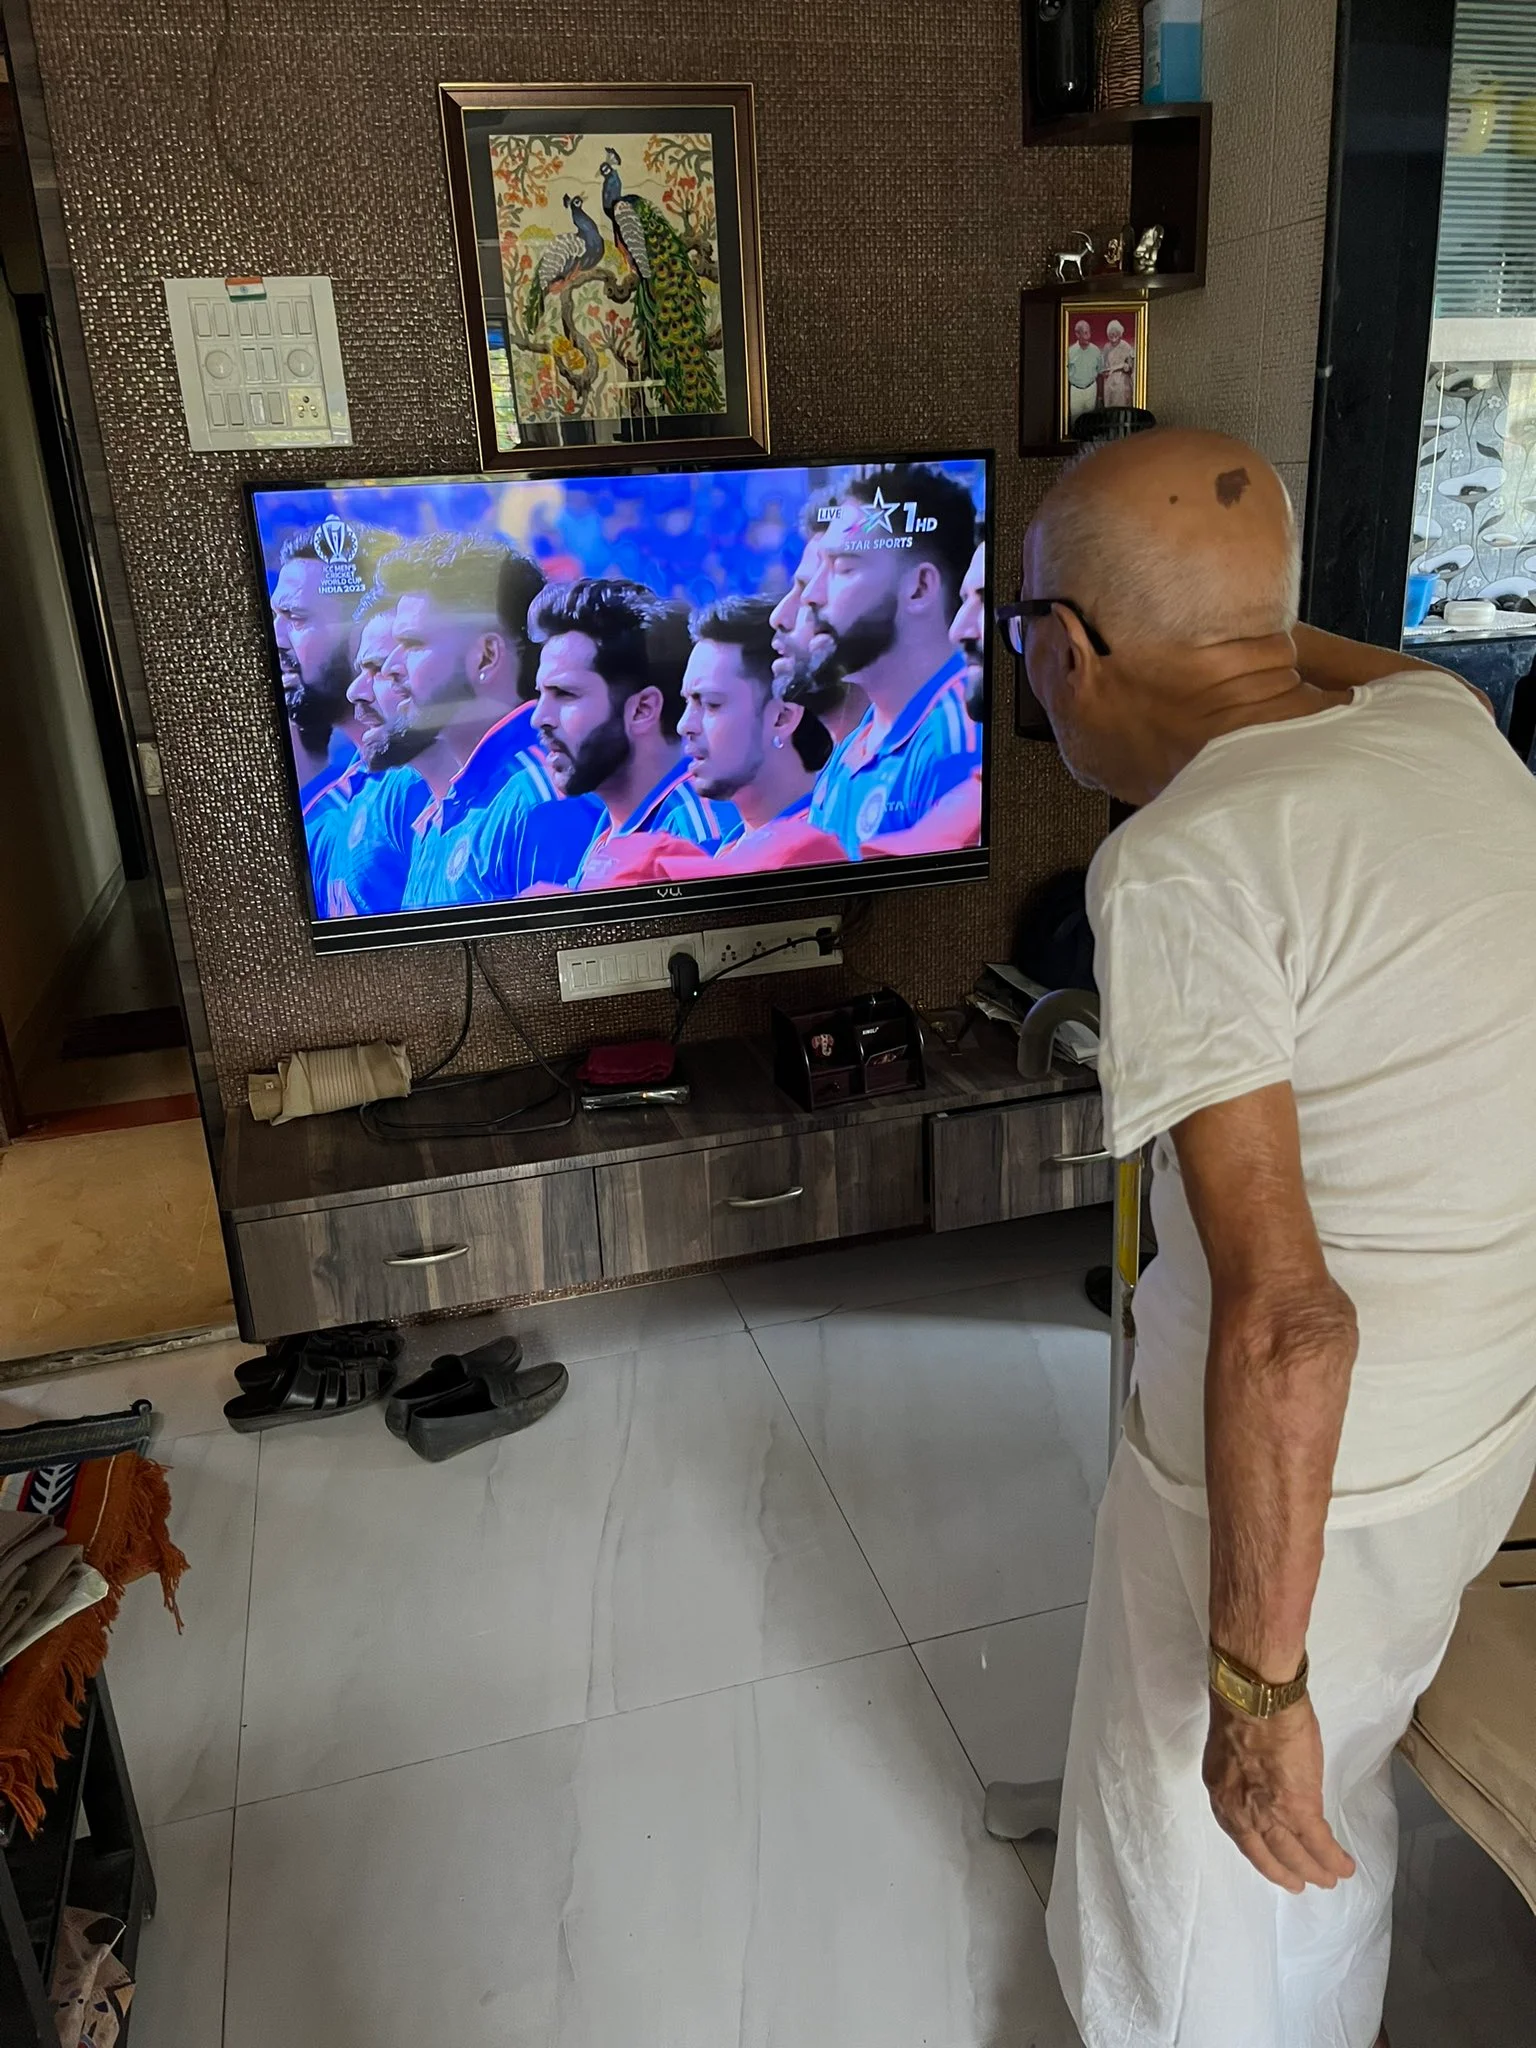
[995,598,1112,659]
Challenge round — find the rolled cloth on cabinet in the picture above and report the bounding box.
[247,1041,412,1124]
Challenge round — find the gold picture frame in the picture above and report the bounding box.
[440,82,769,470]
[1057,297,1148,443]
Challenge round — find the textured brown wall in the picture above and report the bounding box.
[25,0,1123,1112]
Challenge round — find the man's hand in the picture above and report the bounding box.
[1203,1693,1356,1893]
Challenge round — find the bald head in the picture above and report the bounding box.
[1028,429,1300,650]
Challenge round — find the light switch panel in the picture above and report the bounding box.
[163,275,353,451]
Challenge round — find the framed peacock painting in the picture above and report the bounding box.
[440,83,768,470]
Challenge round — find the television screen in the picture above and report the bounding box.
[249,452,992,951]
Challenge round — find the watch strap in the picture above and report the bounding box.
[1208,1642,1310,1719]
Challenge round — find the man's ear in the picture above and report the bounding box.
[904,559,945,612]
[1053,604,1100,688]
[472,631,509,686]
[626,684,665,737]
[767,695,801,745]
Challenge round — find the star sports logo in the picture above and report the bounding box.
[818,488,939,550]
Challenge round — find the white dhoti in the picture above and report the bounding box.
[1046,1414,1536,2048]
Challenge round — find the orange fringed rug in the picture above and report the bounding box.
[0,1451,186,1834]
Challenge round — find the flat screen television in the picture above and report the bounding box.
[249,451,992,953]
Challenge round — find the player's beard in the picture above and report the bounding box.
[368,677,475,771]
[780,646,850,731]
[357,717,396,773]
[692,730,763,803]
[813,592,898,680]
[283,642,354,758]
[960,640,985,721]
[556,702,633,800]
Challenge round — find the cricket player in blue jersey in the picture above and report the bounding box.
[357,534,550,911]
[768,494,866,746]
[270,522,388,807]
[512,579,738,894]
[300,597,431,918]
[802,463,981,858]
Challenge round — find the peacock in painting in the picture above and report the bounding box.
[599,147,723,416]
[523,192,605,331]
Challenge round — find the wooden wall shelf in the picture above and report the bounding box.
[1016,52,1211,458]
[1023,64,1212,294]
[1038,268,1203,303]
[1024,100,1209,148]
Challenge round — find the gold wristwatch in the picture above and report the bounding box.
[1208,1642,1310,1719]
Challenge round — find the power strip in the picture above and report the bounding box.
[696,917,842,983]
[555,917,842,1002]
[556,933,703,1002]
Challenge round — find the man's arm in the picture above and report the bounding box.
[1171,1083,1360,1893]
[1292,621,1493,713]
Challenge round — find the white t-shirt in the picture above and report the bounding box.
[1089,670,1536,1510]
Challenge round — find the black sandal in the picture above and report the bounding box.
[233,1325,402,1392]
[405,1362,569,1463]
[224,1351,397,1432]
[384,1336,524,1439]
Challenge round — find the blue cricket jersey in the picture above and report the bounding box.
[296,728,357,812]
[809,652,980,857]
[574,756,739,883]
[320,766,432,918]
[402,703,559,911]
[508,755,738,896]
[508,793,607,896]
[302,752,364,915]
[717,791,811,851]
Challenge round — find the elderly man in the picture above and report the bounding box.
[1066,318,1103,423]
[1011,429,1536,2048]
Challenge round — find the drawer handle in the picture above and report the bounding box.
[385,1244,471,1267]
[1048,1149,1111,1166]
[723,1185,805,1210]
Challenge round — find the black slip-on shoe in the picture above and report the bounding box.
[384,1335,525,1438]
[404,1362,568,1464]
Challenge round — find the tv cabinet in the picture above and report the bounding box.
[220,1020,1110,1342]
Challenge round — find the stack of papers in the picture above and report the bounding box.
[973,963,1100,1068]
[0,1508,108,1672]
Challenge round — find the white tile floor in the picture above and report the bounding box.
[8,1208,1535,2045]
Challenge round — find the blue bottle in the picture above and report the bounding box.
[1143,0,1203,104]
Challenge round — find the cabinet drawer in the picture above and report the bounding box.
[598,1132,836,1276]
[235,1170,601,1338]
[597,1119,927,1279]
[827,1118,927,1239]
[930,1093,1111,1232]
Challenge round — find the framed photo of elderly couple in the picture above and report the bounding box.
[439,81,770,471]
[1018,289,1149,458]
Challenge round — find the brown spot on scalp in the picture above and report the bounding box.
[1169,493,1178,504]
[1215,467,1250,508]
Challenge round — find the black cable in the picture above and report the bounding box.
[414,943,476,1083]
[840,892,877,946]
[359,943,577,1142]
[824,892,895,999]
[670,934,809,1044]
[472,943,579,1128]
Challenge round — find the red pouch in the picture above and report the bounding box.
[576,1039,676,1087]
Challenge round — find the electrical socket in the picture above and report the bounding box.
[557,932,703,1002]
[696,916,842,984]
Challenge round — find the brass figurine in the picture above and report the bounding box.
[1132,224,1165,276]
